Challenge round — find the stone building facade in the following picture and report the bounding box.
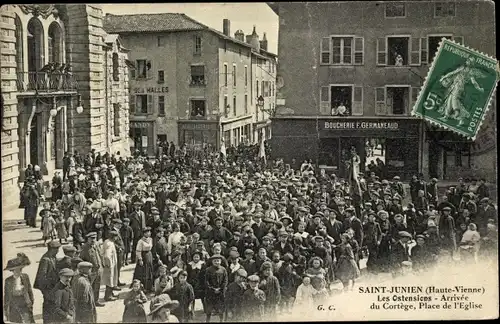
[103,14,277,156]
[268,1,496,180]
[0,4,130,213]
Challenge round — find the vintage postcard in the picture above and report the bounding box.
[1,1,498,323]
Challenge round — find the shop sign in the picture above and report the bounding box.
[133,87,169,94]
[179,123,218,131]
[322,121,400,130]
[130,122,151,128]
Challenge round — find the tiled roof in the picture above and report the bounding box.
[103,13,206,33]
[103,12,253,49]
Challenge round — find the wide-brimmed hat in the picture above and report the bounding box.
[398,231,412,239]
[4,253,31,271]
[148,294,179,315]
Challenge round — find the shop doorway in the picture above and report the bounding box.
[29,113,39,167]
[364,138,386,177]
[339,137,364,178]
[428,141,440,179]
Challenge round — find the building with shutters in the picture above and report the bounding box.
[268,1,496,180]
[103,13,277,157]
[0,4,131,213]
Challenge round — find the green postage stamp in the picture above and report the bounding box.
[412,38,498,140]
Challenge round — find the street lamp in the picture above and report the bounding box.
[75,94,83,114]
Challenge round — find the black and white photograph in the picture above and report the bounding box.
[1,1,498,322]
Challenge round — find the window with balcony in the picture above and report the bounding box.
[191,65,205,86]
[136,59,152,79]
[48,22,62,64]
[233,96,237,116]
[113,103,120,136]
[190,99,206,118]
[27,18,44,72]
[112,53,119,81]
[321,36,364,65]
[385,3,406,18]
[158,70,165,84]
[135,94,150,114]
[194,35,202,55]
[158,95,165,116]
[435,2,456,17]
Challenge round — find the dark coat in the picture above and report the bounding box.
[4,273,35,323]
[225,281,246,317]
[169,282,195,321]
[241,288,266,321]
[72,274,96,323]
[34,252,59,295]
[343,216,364,248]
[46,281,75,323]
[324,218,343,245]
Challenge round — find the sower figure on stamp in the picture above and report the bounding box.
[438,56,486,126]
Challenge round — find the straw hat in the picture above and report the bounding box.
[148,294,179,316]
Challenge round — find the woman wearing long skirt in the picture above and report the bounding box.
[3,253,35,323]
[335,234,360,291]
[133,227,155,293]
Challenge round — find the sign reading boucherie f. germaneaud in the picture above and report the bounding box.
[324,121,400,130]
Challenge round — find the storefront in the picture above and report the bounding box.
[178,120,219,152]
[129,121,156,157]
[221,115,253,146]
[271,117,423,180]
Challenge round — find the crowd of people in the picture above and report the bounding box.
[4,142,498,323]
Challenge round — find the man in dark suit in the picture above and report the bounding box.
[391,231,411,278]
[324,209,343,247]
[476,178,490,202]
[79,232,105,307]
[342,207,363,250]
[34,241,61,323]
[129,202,146,263]
[111,218,127,287]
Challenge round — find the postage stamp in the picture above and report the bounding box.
[412,38,498,140]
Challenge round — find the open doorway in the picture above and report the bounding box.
[29,113,39,167]
[365,138,386,178]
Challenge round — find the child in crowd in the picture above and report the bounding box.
[55,209,68,244]
[41,210,57,244]
[123,279,148,323]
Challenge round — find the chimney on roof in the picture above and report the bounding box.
[260,32,268,51]
[235,29,245,42]
[223,19,230,37]
[248,25,260,51]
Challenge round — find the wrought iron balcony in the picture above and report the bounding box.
[16,71,78,93]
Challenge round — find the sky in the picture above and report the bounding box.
[99,3,279,54]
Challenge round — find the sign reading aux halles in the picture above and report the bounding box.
[323,121,400,130]
[134,87,169,94]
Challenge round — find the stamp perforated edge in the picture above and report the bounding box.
[410,37,498,141]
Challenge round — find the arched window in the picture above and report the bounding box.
[14,15,23,74]
[48,22,63,64]
[112,52,119,81]
[27,18,44,71]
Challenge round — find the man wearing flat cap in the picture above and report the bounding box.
[102,231,120,301]
[72,262,97,323]
[343,207,363,250]
[80,232,105,307]
[476,197,497,236]
[46,268,75,323]
[204,254,228,322]
[225,268,247,321]
[56,245,77,272]
[241,275,266,321]
[391,231,412,277]
[34,240,61,323]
